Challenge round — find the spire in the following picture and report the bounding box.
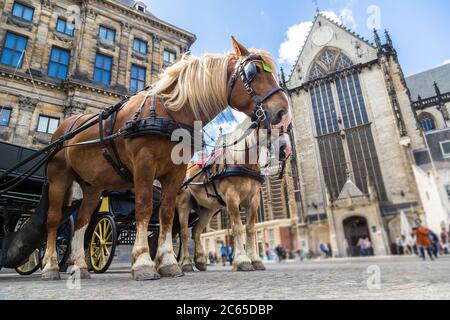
[434,81,442,98]
[373,29,382,50]
[384,29,393,48]
[280,67,287,90]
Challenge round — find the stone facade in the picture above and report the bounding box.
[285,13,425,257]
[0,0,195,149]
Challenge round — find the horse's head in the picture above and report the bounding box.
[227,36,291,133]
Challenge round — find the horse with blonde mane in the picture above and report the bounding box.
[41,37,291,281]
[176,119,291,272]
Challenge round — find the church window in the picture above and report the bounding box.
[419,113,436,132]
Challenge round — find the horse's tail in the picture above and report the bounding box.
[1,182,50,268]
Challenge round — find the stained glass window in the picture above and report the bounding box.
[310,83,340,136]
[336,73,369,128]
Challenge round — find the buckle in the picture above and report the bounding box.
[254,104,266,122]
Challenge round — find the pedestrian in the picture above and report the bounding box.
[319,242,330,258]
[275,245,284,262]
[364,237,373,256]
[208,251,215,265]
[440,227,450,255]
[228,245,233,266]
[395,236,403,255]
[343,238,350,257]
[429,230,439,259]
[413,219,434,261]
[220,243,227,266]
[265,243,272,261]
[357,238,366,257]
[401,235,412,255]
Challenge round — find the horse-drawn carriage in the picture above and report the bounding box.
[0,141,198,275]
[0,38,292,280]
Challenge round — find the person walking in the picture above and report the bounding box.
[357,238,366,257]
[319,242,330,258]
[440,228,450,255]
[413,219,434,261]
[429,230,439,259]
[220,243,227,266]
[401,235,412,255]
[228,245,233,266]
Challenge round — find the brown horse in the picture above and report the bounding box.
[176,122,291,272]
[42,37,291,281]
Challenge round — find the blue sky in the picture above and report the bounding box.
[145,0,450,77]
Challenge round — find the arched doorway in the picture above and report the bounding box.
[343,216,371,257]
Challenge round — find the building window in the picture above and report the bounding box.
[93,54,112,86]
[163,50,176,66]
[1,32,28,68]
[310,83,340,136]
[440,141,450,158]
[130,65,146,93]
[48,47,70,79]
[136,5,145,12]
[98,26,116,43]
[419,113,436,132]
[336,73,369,128]
[37,115,59,134]
[56,18,75,37]
[0,108,11,126]
[12,2,34,22]
[133,38,147,55]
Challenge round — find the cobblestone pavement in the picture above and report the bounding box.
[1,256,450,300]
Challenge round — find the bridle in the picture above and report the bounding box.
[227,54,285,124]
[227,54,286,155]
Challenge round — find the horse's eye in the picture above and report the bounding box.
[244,62,258,83]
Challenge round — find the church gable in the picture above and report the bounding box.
[287,13,378,89]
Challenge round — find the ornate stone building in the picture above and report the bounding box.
[407,63,450,234]
[285,13,426,257]
[0,0,195,149]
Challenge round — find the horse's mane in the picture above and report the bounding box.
[150,49,277,123]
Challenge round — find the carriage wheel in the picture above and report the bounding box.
[88,214,117,274]
[14,217,42,276]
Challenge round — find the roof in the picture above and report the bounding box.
[116,0,156,18]
[288,12,375,82]
[406,63,450,101]
[338,178,365,200]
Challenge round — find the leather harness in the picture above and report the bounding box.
[64,54,285,185]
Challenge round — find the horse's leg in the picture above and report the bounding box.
[246,193,265,271]
[176,189,195,272]
[226,191,254,272]
[68,185,102,279]
[191,208,214,271]
[131,165,159,281]
[155,171,185,277]
[42,165,74,280]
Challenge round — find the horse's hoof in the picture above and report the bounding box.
[195,262,207,272]
[42,269,61,281]
[234,262,255,272]
[132,266,160,281]
[78,268,91,279]
[158,264,184,278]
[252,261,266,271]
[181,264,195,272]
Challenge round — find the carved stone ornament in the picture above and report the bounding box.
[18,96,39,112]
[6,15,34,31]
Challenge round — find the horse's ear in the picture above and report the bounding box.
[231,35,250,56]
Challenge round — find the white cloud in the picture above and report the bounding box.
[278,21,313,65]
[340,8,357,29]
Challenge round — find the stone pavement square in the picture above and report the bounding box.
[1,256,449,300]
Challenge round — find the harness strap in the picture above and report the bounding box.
[99,110,134,182]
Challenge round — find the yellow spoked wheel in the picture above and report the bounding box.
[14,217,42,276]
[88,214,117,274]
